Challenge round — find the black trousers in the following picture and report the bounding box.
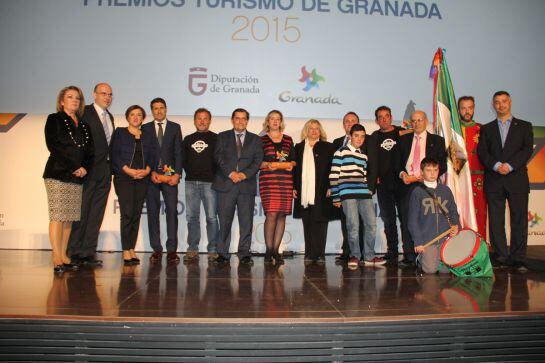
[216,189,255,258]
[399,185,417,262]
[376,185,404,256]
[145,182,179,253]
[114,176,148,251]
[487,189,529,264]
[68,170,111,259]
[301,206,329,259]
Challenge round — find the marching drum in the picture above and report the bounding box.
[440,229,493,277]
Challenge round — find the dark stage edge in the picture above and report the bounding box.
[1,249,545,361]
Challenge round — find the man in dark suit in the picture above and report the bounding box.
[395,110,447,266]
[142,98,183,264]
[212,108,263,265]
[68,83,115,266]
[332,112,377,262]
[477,91,533,270]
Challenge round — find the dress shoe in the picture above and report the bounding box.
[214,255,229,264]
[53,264,64,273]
[70,256,84,266]
[316,256,326,264]
[62,262,79,271]
[240,256,254,265]
[82,256,103,266]
[167,252,180,263]
[399,258,416,267]
[383,252,399,261]
[264,253,273,264]
[335,254,349,261]
[491,259,508,268]
[511,260,528,272]
[149,251,162,263]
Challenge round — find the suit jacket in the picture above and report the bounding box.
[477,117,533,193]
[212,129,263,194]
[82,104,115,181]
[395,131,447,182]
[293,140,336,221]
[141,120,183,175]
[43,111,94,184]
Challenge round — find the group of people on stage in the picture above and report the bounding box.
[43,83,534,274]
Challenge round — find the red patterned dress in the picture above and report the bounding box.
[259,134,295,214]
[461,120,487,239]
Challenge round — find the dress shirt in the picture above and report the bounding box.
[154,119,168,138]
[405,131,427,176]
[493,116,514,173]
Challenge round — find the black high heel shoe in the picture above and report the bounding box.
[131,257,140,264]
[124,259,137,266]
[53,264,64,273]
[273,252,284,265]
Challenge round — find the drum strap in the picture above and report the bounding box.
[418,185,453,227]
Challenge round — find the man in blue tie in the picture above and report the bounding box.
[143,98,183,264]
[68,83,115,266]
[212,108,263,265]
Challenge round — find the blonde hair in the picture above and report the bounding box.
[56,85,85,118]
[262,110,285,133]
[300,119,327,141]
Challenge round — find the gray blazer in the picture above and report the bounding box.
[212,129,263,194]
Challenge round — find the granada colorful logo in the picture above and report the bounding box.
[528,211,542,228]
[298,65,325,92]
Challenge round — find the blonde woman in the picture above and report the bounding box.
[259,110,295,265]
[293,119,335,263]
[43,86,93,273]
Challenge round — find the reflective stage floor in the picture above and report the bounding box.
[1,248,545,323]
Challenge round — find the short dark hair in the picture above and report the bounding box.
[457,96,474,109]
[150,97,167,109]
[493,90,510,100]
[420,157,439,170]
[343,111,359,122]
[374,105,392,119]
[231,108,249,120]
[125,104,146,121]
[350,123,366,135]
[194,107,211,120]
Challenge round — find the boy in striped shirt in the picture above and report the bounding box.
[329,124,385,269]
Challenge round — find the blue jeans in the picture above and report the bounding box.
[185,181,219,253]
[341,198,377,260]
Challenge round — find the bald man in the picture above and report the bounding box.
[394,110,447,266]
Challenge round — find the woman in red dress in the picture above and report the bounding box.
[259,110,295,265]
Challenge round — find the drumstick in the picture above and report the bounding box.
[421,228,453,250]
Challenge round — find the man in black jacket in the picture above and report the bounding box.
[477,91,533,269]
[68,83,115,266]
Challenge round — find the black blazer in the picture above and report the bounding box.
[477,117,533,193]
[43,112,94,184]
[293,140,336,221]
[141,120,183,175]
[212,129,264,194]
[82,104,115,181]
[110,127,158,176]
[395,131,447,180]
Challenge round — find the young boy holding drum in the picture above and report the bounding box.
[408,157,459,274]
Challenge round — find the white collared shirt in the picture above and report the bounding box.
[154,119,168,138]
[93,103,109,123]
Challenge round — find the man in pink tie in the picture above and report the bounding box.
[394,110,447,266]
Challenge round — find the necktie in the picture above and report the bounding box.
[102,110,111,144]
[411,135,421,177]
[343,136,349,147]
[157,122,164,147]
[236,133,243,158]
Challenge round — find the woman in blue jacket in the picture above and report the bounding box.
[111,105,158,265]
